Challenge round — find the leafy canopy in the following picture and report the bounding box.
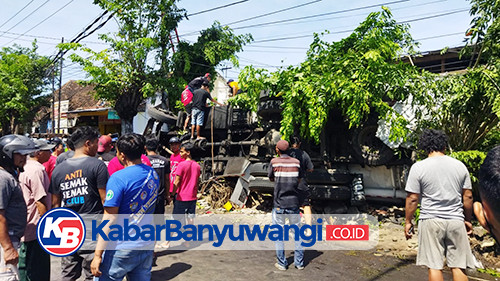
[231,7,421,143]
[0,42,51,134]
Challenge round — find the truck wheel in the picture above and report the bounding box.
[147,107,177,125]
[248,163,269,177]
[351,124,394,166]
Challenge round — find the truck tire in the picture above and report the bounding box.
[351,124,394,166]
[147,107,177,125]
[248,163,269,177]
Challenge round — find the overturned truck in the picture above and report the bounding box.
[145,90,412,211]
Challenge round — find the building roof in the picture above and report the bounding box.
[36,80,110,121]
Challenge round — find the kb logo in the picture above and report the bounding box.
[37,208,86,256]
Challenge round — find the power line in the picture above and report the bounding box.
[0,0,37,29]
[230,0,448,31]
[224,0,322,26]
[2,0,75,47]
[0,0,51,38]
[250,8,469,44]
[187,0,250,17]
[179,0,408,38]
[229,0,409,31]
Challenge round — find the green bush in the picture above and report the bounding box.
[449,150,486,197]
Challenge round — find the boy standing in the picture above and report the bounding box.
[172,143,200,228]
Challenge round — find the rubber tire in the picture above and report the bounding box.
[248,163,270,177]
[147,107,177,125]
[351,124,394,166]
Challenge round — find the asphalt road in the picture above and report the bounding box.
[50,248,496,281]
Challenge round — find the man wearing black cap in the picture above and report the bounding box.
[187,73,211,93]
[268,139,304,270]
[18,139,54,281]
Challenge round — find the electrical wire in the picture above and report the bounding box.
[0,0,51,37]
[225,0,322,26]
[2,0,75,47]
[187,0,250,17]
[0,0,37,29]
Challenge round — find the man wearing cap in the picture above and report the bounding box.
[18,139,53,281]
[97,135,115,164]
[187,73,211,93]
[268,139,304,270]
[191,83,224,140]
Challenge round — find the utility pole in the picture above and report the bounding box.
[57,37,64,135]
[51,68,55,134]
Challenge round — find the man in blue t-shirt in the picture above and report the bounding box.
[91,134,159,281]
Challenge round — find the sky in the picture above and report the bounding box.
[0,0,473,83]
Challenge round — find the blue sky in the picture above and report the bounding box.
[0,0,473,82]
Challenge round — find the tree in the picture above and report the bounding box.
[0,43,51,134]
[63,0,251,134]
[231,7,422,143]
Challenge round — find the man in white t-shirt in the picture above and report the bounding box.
[405,129,474,281]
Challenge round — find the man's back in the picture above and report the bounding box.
[19,160,50,241]
[405,155,471,220]
[147,154,169,197]
[50,156,109,214]
[192,88,211,110]
[268,155,301,209]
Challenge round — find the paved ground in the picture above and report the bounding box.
[50,248,496,281]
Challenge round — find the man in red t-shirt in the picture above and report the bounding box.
[172,143,200,226]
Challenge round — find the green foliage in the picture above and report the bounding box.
[64,1,251,133]
[463,0,500,66]
[424,65,500,151]
[477,268,500,277]
[0,42,51,134]
[449,150,486,185]
[478,126,500,151]
[237,8,421,142]
[168,22,252,111]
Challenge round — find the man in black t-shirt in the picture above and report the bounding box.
[187,73,211,93]
[145,137,169,215]
[288,136,314,228]
[50,126,109,281]
[190,83,224,140]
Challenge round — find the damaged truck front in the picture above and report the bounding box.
[145,89,412,211]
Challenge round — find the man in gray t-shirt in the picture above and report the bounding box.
[405,129,474,281]
[0,135,38,275]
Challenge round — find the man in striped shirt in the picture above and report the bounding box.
[268,139,304,270]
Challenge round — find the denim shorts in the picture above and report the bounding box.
[191,107,204,126]
[96,250,153,281]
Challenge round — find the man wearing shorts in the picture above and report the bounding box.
[405,129,475,281]
[190,82,223,140]
[172,143,200,232]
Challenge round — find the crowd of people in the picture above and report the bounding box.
[0,125,499,281]
[0,127,200,281]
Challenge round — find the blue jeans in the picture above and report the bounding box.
[191,107,204,126]
[272,207,304,267]
[95,250,153,281]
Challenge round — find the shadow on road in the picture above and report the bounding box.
[152,262,192,280]
[288,250,324,267]
[365,259,413,281]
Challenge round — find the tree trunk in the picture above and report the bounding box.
[114,89,142,135]
[121,118,134,134]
